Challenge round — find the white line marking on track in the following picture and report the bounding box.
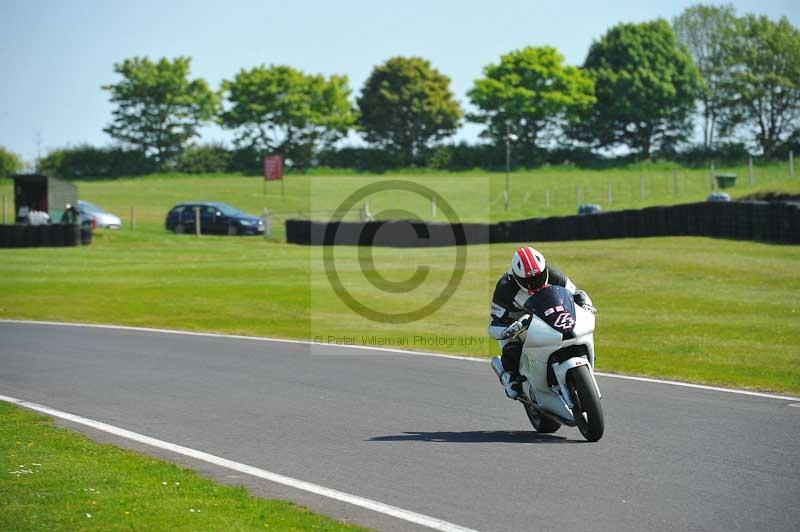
[789,403,800,408]
[2,319,798,402]
[0,393,477,532]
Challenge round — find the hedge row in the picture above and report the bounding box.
[0,224,92,248]
[286,200,800,247]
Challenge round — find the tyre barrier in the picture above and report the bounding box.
[0,224,92,248]
[286,200,800,247]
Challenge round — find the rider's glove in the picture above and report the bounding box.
[501,320,525,340]
[573,290,596,314]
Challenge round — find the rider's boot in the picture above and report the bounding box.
[501,372,523,399]
[491,356,523,400]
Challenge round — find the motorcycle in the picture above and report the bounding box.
[491,285,604,442]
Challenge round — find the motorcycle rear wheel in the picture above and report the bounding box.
[567,365,604,442]
[523,403,561,433]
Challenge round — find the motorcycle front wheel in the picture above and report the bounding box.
[567,365,604,442]
[523,403,561,433]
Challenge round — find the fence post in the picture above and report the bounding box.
[263,208,270,239]
[545,189,550,209]
[194,206,201,237]
[130,206,136,232]
[748,156,754,186]
[2,195,6,224]
[281,176,285,196]
[673,170,679,197]
[791,151,795,177]
[431,195,437,218]
[640,176,645,201]
[607,183,613,205]
[710,162,716,190]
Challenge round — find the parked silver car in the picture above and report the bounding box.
[78,200,122,230]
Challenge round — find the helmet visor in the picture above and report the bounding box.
[515,269,548,292]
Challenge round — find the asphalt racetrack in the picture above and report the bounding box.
[1,321,799,532]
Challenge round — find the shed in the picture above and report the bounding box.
[13,174,77,223]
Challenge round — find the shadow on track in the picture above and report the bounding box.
[368,431,580,444]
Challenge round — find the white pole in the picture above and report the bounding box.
[748,156,754,186]
[130,206,135,232]
[545,189,550,209]
[263,208,270,239]
[431,196,437,218]
[194,207,201,237]
[504,124,510,212]
[640,176,645,200]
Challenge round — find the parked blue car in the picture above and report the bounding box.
[165,202,264,235]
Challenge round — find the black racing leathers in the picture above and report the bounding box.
[488,266,577,374]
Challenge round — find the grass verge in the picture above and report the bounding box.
[0,401,366,531]
[1,233,798,394]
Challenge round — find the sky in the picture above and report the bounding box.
[1,0,798,163]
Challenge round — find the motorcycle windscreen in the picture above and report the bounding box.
[523,285,577,339]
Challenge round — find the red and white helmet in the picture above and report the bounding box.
[510,246,549,294]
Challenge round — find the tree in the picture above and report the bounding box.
[357,57,461,164]
[0,146,24,178]
[721,15,800,158]
[219,65,356,168]
[468,46,595,154]
[102,57,217,169]
[672,3,738,149]
[575,20,702,159]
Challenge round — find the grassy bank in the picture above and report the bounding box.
[0,401,365,531]
[1,228,798,393]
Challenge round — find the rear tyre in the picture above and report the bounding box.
[175,223,185,234]
[567,365,604,442]
[524,403,561,433]
[227,223,239,236]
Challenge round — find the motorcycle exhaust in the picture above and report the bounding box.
[491,356,505,383]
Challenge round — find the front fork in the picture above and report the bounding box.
[551,357,602,409]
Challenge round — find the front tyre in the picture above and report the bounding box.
[567,365,604,442]
[524,403,561,433]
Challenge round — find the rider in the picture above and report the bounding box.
[488,246,594,399]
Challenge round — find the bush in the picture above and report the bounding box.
[176,143,232,174]
[317,147,404,172]
[0,146,24,178]
[673,142,753,167]
[37,144,156,179]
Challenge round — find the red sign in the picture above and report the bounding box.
[263,155,283,180]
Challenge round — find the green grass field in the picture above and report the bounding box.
[1,165,799,395]
[0,401,366,531]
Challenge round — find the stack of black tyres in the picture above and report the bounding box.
[64,224,81,246]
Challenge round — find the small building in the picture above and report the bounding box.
[13,174,77,223]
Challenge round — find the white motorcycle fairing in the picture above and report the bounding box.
[518,292,602,428]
